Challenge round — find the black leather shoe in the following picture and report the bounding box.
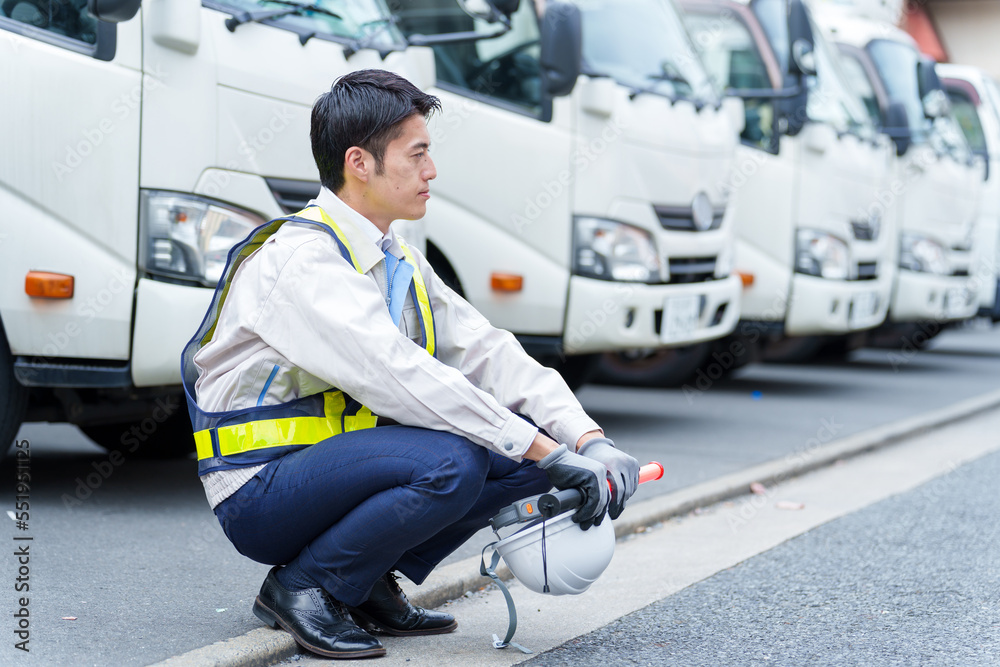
[252,567,385,659]
[349,572,457,637]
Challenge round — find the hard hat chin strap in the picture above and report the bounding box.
[541,519,550,594]
[480,542,533,654]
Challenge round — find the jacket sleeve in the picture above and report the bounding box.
[251,235,539,459]
[407,248,602,448]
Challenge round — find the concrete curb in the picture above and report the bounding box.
[150,388,1000,667]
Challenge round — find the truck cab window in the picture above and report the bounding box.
[807,23,873,140]
[1,0,97,43]
[839,52,882,127]
[396,0,543,114]
[684,10,774,151]
[946,88,987,154]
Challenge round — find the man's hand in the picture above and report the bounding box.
[577,437,639,520]
[536,444,610,530]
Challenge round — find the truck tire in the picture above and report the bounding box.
[760,336,826,364]
[80,401,195,459]
[1,326,28,453]
[593,343,712,388]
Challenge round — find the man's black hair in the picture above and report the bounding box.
[311,69,441,193]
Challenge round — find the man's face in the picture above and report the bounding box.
[367,114,437,225]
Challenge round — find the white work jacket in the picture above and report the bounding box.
[193,188,600,506]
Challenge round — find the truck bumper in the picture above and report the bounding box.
[785,274,892,336]
[889,270,977,323]
[131,279,214,387]
[563,274,741,354]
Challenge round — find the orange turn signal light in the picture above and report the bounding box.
[25,271,74,299]
[491,273,523,293]
[738,271,754,288]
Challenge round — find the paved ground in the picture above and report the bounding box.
[3,323,999,665]
[527,444,1000,666]
[284,394,1000,667]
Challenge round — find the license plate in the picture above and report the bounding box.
[849,291,879,328]
[661,295,701,343]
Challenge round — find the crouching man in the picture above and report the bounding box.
[182,69,639,659]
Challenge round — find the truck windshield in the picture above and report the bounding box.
[930,114,973,163]
[578,0,718,106]
[206,0,404,47]
[946,87,988,154]
[867,39,927,141]
[808,19,875,139]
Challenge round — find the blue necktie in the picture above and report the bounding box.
[383,249,415,327]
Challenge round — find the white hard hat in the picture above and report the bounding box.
[494,509,615,596]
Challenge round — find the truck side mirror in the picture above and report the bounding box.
[488,0,520,16]
[539,2,582,97]
[884,100,912,156]
[458,0,520,21]
[918,58,948,119]
[87,0,141,22]
[787,0,816,77]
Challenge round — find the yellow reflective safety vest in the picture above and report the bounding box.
[181,206,436,476]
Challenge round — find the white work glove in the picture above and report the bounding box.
[578,437,639,520]
[536,444,610,530]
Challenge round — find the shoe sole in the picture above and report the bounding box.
[348,607,459,637]
[253,596,386,659]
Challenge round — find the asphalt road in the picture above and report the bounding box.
[2,322,999,665]
[526,440,1000,667]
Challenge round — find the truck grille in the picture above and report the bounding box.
[654,204,725,232]
[669,257,716,283]
[265,177,321,214]
[850,220,878,241]
[855,262,878,280]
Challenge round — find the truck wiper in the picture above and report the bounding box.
[340,18,396,56]
[224,0,343,33]
[626,81,679,104]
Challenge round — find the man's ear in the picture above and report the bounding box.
[343,146,370,184]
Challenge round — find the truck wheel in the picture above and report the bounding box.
[80,401,195,460]
[760,336,826,364]
[593,343,712,388]
[1,326,28,453]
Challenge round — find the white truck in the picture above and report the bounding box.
[937,64,1000,322]
[0,0,436,455]
[813,3,983,348]
[678,0,895,367]
[394,0,744,387]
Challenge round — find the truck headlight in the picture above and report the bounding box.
[139,191,267,287]
[795,229,850,280]
[573,217,661,282]
[899,233,948,274]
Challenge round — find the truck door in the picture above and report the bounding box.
[395,0,575,333]
[0,9,142,362]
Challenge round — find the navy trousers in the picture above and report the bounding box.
[214,425,551,606]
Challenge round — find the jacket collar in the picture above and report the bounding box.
[309,187,402,273]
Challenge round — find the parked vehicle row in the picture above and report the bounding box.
[1,0,997,457]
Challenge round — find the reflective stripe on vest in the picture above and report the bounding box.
[181,206,435,475]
